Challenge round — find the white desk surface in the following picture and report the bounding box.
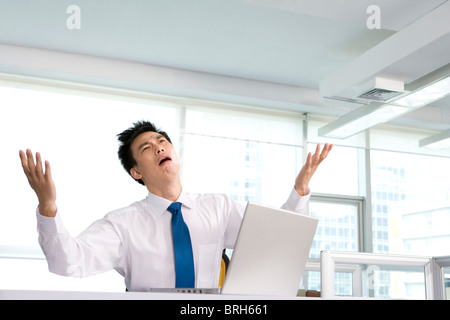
[0,289,310,300]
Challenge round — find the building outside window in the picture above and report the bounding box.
[370,150,450,298]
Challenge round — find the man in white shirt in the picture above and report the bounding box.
[19,120,332,291]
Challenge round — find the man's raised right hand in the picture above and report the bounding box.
[19,149,57,217]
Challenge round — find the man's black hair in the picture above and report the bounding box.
[117,120,172,185]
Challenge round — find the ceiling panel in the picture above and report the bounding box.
[0,0,448,131]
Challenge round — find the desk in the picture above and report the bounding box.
[0,289,305,300]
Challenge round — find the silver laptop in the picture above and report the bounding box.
[150,202,318,297]
[220,202,318,297]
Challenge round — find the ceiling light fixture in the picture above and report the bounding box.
[318,66,450,139]
[419,128,450,149]
[318,102,414,139]
[394,75,450,108]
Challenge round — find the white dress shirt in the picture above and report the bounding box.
[36,187,311,291]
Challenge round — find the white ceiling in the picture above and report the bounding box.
[0,0,449,131]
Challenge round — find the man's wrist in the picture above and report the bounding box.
[38,202,57,217]
[294,184,308,197]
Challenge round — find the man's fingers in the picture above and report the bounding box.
[19,150,29,172]
[35,152,45,180]
[312,144,320,161]
[323,143,333,159]
[310,144,324,165]
[319,143,332,161]
[36,153,52,181]
[20,149,51,184]
[303,151,314,173]
[19,149,34,185]
[35,151,42,170]
[44,160,52,180]
[314,143,332,161]
[26,149,39,182]
[26,149,36,173]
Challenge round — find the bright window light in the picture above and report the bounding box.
[395,76,450,108]
[419,128,450,149]
[318,104,413,139]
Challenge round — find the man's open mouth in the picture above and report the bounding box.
[159,157,172,166]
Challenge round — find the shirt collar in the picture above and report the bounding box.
[145,188,194,218]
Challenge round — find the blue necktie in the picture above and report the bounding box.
[167,202,195,288]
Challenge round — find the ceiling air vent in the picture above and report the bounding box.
[358,87,404,102]
[355,77,406,102]
[321,77,408,107]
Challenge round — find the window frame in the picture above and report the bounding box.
[310,193,365,253]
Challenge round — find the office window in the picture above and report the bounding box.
[309,200,360,258]
[0,83,179,291]
[445,268,450,300]
[305,198,361,294]
[307,144,360,196]
[1,84,178,248]
[371,268,426,299]
[0,258,124,292]
[182,107,304,207]
[370,150,450,256]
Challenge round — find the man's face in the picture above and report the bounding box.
[130,131,180,187]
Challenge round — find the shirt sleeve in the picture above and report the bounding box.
[222,196,246,249]
[36,207,123,277]
[281,187,311,214]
